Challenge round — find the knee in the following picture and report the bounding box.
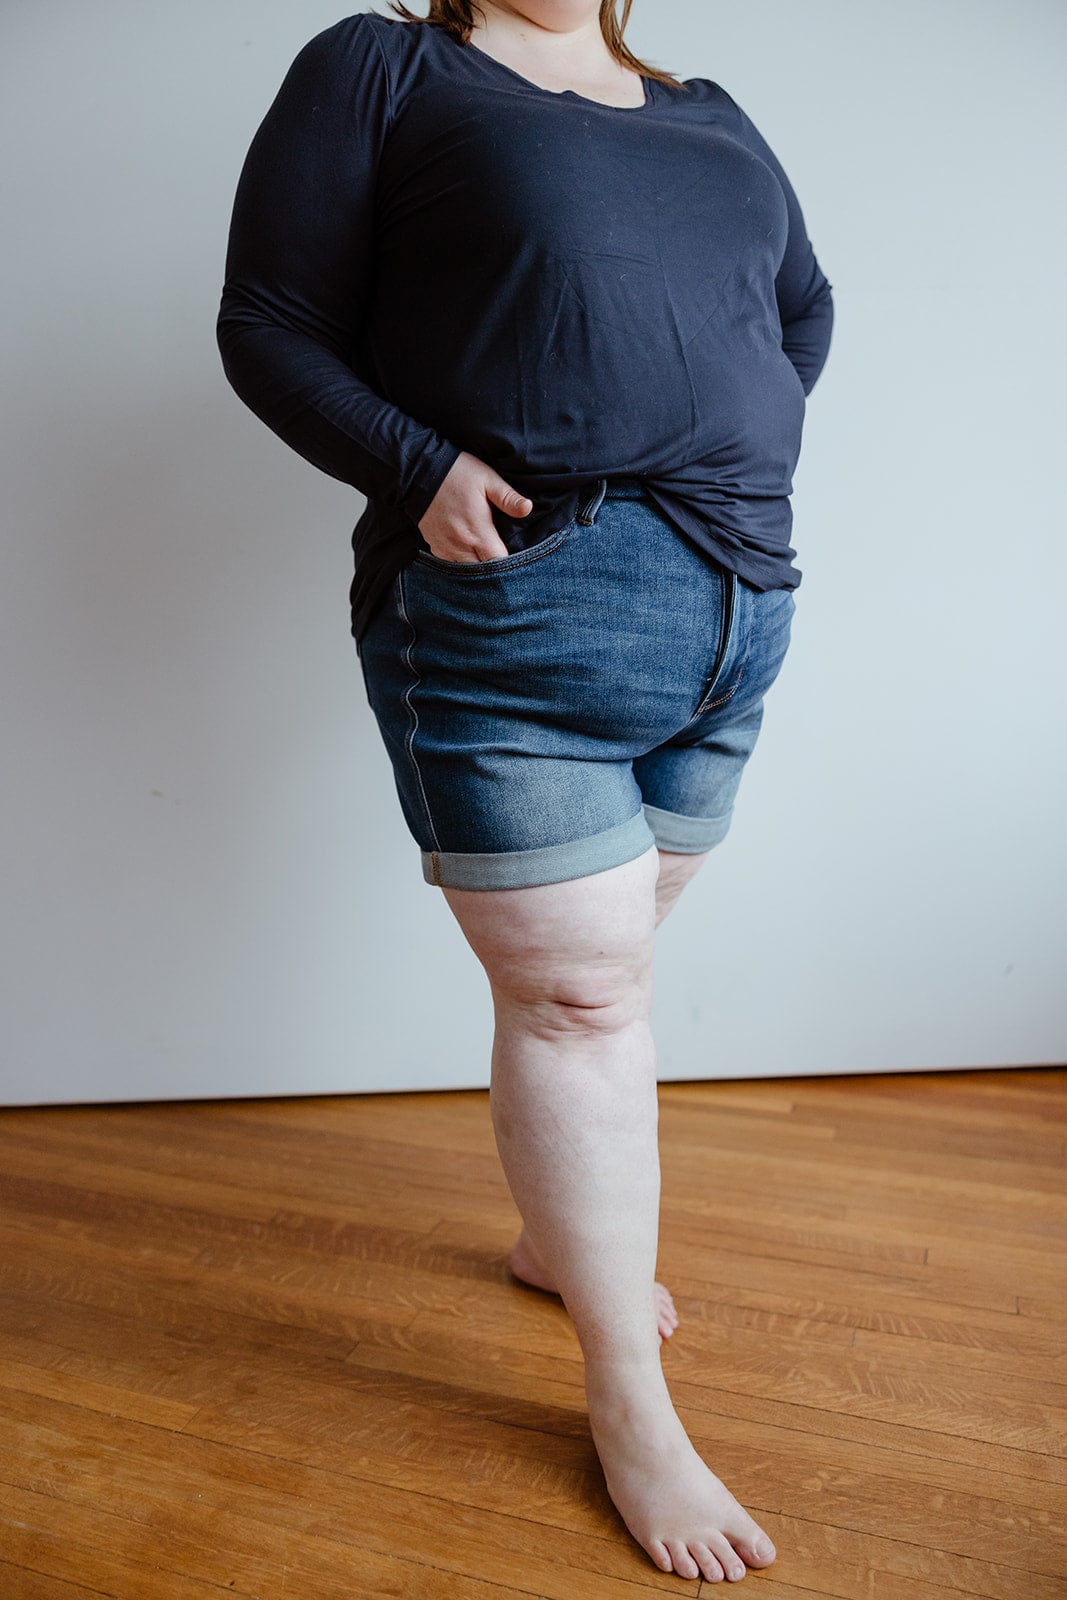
[445,846,659,1038]
[489,945,654,1040]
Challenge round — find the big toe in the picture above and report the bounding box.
[736,1530,776,1567]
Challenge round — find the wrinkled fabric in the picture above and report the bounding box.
[360,480,798,889]
[216,12,834,646]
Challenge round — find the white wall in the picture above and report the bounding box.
[1,1,1064,1107]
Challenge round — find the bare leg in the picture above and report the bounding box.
[507,845,708,1340]
[507,1227,678,1342]
[651,846,711,927]
[440,844,776,1584]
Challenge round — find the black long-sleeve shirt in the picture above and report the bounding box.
[216,10,834,647]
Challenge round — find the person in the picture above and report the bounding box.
[216,0,833,1583]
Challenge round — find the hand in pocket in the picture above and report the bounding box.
[418,452,532,562]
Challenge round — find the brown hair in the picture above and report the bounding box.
[375,1,685,92]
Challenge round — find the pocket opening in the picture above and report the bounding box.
[413,516,578,575]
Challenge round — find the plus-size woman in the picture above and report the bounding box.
[217,0,833,1582]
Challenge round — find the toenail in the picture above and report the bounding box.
[755,1537,774,1558]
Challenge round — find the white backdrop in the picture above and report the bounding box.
[2,1,1064,1107]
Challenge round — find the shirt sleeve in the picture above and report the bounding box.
[215,16,461,524]
[722,89,834,397]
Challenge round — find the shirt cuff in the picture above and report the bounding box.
[399,438,463,526]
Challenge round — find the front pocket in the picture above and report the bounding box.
[413,517,577,577]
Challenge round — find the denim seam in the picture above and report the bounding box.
[419,809,655,890]
[692,568,740,716]
[395,566,442,856]
[413,478,606,579]
[414,519,577,578]
[701,662,746,713]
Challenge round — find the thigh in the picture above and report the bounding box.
[441,842,659,1008]
[358,482,786,889]
[655,846,710,916]
[633,582,796,846]
[361,554,656,886]
[358,490,729,891]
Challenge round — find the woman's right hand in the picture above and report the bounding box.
[417,451,533,562]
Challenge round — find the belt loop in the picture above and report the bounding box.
[577,476,608,525]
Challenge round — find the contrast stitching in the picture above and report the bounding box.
[415,519,576,577]
[396,568,441,851]
[577,477,608,524]
[692,568,737,716]
[697,663,745,714]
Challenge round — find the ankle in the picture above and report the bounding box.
[584,1352,670,1404]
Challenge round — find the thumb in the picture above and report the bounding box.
[486,477,533,519]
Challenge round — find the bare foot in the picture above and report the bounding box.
[585,1364,777,1583]
[508,1229,679,1344]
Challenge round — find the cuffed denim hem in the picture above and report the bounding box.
[642,801,733,853]
[421,809,657,890]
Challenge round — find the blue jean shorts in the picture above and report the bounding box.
[358,478,796,890]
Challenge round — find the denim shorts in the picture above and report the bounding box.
[358,478,796,890]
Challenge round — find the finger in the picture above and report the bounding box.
[486,480,533,517]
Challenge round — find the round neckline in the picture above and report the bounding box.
[463,37,653,113]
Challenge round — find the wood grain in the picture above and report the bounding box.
[0,1067,1063,1598]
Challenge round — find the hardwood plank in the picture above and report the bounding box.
[347,1317,1067,1488]
[0,1068,1063,1600]
[0,1563,118,1600]
[0,1400,680,1599]
[716,1510,1067,1600]
[0,1355,198,1430]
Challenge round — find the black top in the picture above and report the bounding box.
[216,11,835,645]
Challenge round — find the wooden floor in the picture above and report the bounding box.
[0,1068,1064,1599]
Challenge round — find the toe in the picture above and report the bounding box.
[649,1539,673,1573]
[707,1531,747,1581]
[689,1542,725,1582]
[653,1285,679,1340]
[665,1540,701,1580]
[735,1530,776,1567]
[654,1281,677,1314]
